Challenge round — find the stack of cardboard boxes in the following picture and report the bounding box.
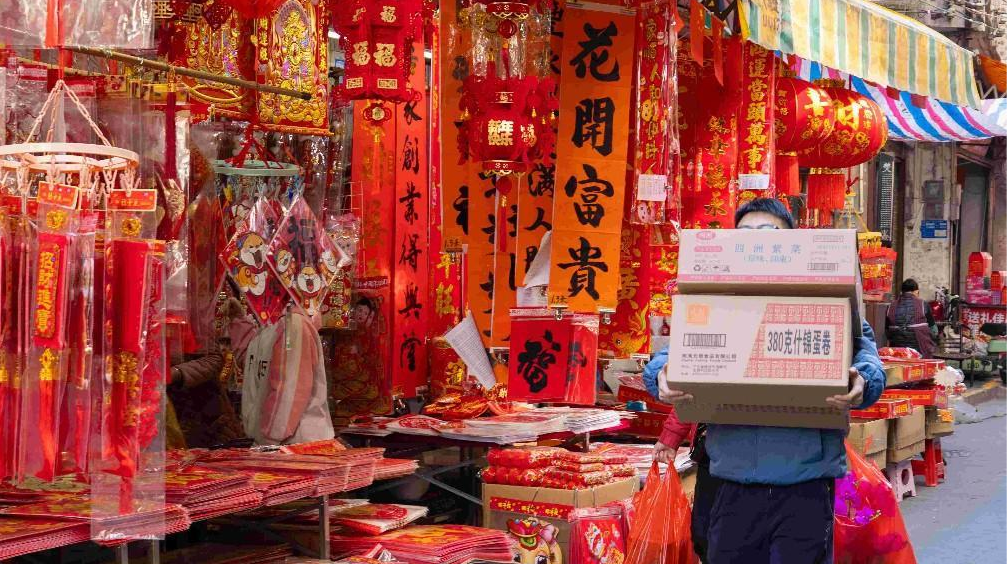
[665,229,861,429]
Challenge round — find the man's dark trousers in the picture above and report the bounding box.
[706,478,835,564]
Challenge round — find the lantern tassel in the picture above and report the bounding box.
[496,179,511,252]
[807,168,845,227]
[775,152,801,196]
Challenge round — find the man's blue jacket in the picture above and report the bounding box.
[641,321,886,485]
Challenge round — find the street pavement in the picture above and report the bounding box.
[901,397,1006,563]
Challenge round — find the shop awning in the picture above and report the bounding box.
[738,0,983,108]
[794,58,1007,142]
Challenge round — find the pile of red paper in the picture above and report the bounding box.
[330,525,515,564]
[331,504,428,535]
[245,471,318,507]
[205,454,352,497]
[329,449,384,492]
[0,517,90,559]
[165,466,265,522]
[373,458,418,481]
[125,542,294,564]
[0,497,191,541]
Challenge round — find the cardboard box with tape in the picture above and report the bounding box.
[925,407,954,438]
[887,406,925,464]
[482,478,637,561]
[848,418,889,468]
[664,295,852,429]
[678,228,864,336]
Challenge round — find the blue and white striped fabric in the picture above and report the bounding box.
[791,57,1007,142]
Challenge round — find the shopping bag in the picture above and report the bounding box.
[834,441,918,564]
[626,462,697,564]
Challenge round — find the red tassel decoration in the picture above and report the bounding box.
[775,152,801,196]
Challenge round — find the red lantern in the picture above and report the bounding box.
[335,0,424,104]
[773,76,836,196]
[799,82,887,224]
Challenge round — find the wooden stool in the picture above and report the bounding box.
[911,437,946,487]
[884,460,917,502]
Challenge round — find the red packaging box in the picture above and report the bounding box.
[966,276,988,291]
[616,386,672,414]
[851,398,912,420]
[968,252,992,277]
[991,271,1005,291]
[881,387,948,409]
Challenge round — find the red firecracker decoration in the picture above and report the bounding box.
[773,75,836,196]
[799,81,887,225]
[335,0,424,104]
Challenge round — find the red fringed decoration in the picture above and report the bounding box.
[775,152,801,196]
[806,169,847,226]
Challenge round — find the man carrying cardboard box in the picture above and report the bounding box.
[658,199,886,564]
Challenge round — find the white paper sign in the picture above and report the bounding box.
[522,230,552,288]
[738,173,771,191]
[444,313,496,389]
[636,174,669,202]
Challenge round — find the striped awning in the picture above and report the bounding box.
[739,0,983,108]
[793,58,1007,142]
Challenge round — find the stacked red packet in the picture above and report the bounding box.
[373,459,419,481]
[330,525,515,564]
[165,466,264,522]
[245,471,318,507]
[0,517,90,560]
[331,504,428,535]
[204,454,352,496]
[113,542,294,564]
[0,497,191,541]
[482,447,634,489]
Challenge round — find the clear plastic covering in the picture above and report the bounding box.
[0,0,154,48]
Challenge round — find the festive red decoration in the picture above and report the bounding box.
[773,76,836,197]
[335,0,424,103]
[799,82,887,223]
[458,65,557,177]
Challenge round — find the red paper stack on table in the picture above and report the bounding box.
[330,525,515,564]
[245,471,318,507]
[329,448,385,491]
[373,458,419,481]
[0,518,91,560]
[165,467,264,522]
[482,447,634,489]
[330,504,429,535]
[0,497,191,541]
[204,453,352,496]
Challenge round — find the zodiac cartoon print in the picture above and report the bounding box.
[222,199,289,323]
[507,518,563,564]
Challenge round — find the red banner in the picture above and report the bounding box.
[737,41,777,205]
[467,176,496,347]
[438,0,471,252]
[549,2,636,313]
[392,41,430,398]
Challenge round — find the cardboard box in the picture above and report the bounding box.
[678,228,863,336]
[968,252,992,277]
[482,478,638,560]
[881,387,948,408]
[664,295,852,429]
[925,407,954,438]
[887,406,925,464]
[848,418,889,468]
[882,360,926,385]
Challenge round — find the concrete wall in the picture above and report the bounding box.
[901,144,956,294]
[990,155,1007,271]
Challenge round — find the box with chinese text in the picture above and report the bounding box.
[664,295,852,429]
[887,406,925,464]
[678,229,863,336]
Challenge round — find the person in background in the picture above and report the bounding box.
[659,198,886,564]
[643,350,718,564]
[885,278,937,358]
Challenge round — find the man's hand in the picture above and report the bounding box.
[653,441,675,464]
[658,373,694,405]
[827,367,865,410]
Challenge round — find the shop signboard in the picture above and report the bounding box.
[920,219,948,239]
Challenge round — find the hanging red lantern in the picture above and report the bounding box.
[773,76,836,196]
[335,0,424,105]
[799,82,887,224]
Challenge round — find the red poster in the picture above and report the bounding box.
[392,40,430,398]
[508,317,572,402]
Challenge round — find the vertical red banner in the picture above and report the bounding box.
[490,195,517,349]
[392,41,430,398]
[331,103,396,419]
[548,2,636,314]
[737,41,777,205]
[467,176,496,347]
[438,0,470,253]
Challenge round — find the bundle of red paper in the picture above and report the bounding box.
[331,504,428,535]
[330,525,515,564]
[245,471,318,507]
[482,447,634,489]
[0,517,91,560]
[0,497,191,541]
[373,459,419,481]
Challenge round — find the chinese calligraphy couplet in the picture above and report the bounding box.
[438,0,471,253]
[549,2,635,313]
[736,41,777,206]
[466,176,497,348]
[393,40,430,399]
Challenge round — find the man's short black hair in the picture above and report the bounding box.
[901,279,919,293]
[734,198,796,229]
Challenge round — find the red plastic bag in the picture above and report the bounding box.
[626,462,697,564]
[834,442,917,564]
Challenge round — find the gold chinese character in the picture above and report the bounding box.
[352,42,371,66]
[380,5,397,22]
[746,102,767,123]
[373,43,396,67]
[487,119,514,146]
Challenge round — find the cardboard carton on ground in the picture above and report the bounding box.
[678,228,864,337]
[848,419,889,468]
[887,406,925,464]
[924,407,954,438]
[482,478,638,561]
[664,295,852,429]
